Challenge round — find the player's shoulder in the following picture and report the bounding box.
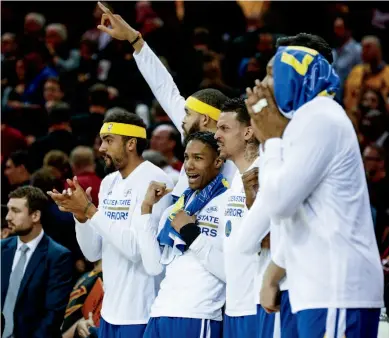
[100,172,119,190]
[296,97,349,129]
[141,161,174,187]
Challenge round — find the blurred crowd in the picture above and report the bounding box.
[1,1,389,335]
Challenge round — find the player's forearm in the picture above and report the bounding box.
[133,41,185,134]
[134,213,164,276]
[262,260,286,288]
[236,193,271,255]
[75,218,102,262]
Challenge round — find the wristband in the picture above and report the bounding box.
[84,201,92,215]
[130,33,142,46]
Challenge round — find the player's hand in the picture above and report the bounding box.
[242,167,259,209]
[142,181,172,214]
[246,80,289,144]
[260,283,281,313]
[76,312,95,338]
[97,2,139,42]
[171,210,196,232]
[47,176,94,220]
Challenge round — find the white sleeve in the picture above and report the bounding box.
[75,218,102,262]
[271,225,286,269]
[235,193,271,255]
[75,177,107,262]
[189,235,226,282]
[89,208,141,263]
[259,112,334,219]
[133,197,173,276]
[133,42,185,135]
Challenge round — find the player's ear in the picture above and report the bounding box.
[215,156,224,170]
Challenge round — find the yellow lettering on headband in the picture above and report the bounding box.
[100,122,147,139]
[185,96,221,121]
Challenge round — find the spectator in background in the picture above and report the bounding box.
[1,33,18,89]
[22,48,58,105]
[344,36,389,114]
[1,186,74,338]
[62,260,102,338]
[199,50,240,98]
[45,23,80,73]
[1,205,12,240]
[43,77,65,110]
[43,150,72,182]
[142,149,180,185]
[29,102,76,171]
[4,150,31,190]
[363,145,389,245]
[23,12,45,41]
[1,122,27,163]
[66,146,102,206]
[82,2,113,52]
[22,12,45,54]
[71,84,110,147]
[30,166,81,259]
[332,15,362,102]
[150,124,183,171]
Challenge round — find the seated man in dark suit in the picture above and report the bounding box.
[1,186,74,338]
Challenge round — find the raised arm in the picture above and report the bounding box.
[235,192,271,255]
[133,180,174,275]
[97,2,185,134]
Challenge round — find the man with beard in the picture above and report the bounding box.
[48,108,173,338]
[246,33,383,337]
[1,186,73,338]
[134,131,228,338]
[96,2,236,201]
[214,98,278,338]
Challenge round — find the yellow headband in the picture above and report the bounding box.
[185,96,221,121]
[100,122,147,139]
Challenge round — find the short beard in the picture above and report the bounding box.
[103,155,116,175]
[13,227,33,237]
[187,120,201,136]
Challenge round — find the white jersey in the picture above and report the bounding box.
[223,160,265,317]
[135,192,227,321]
[259,97,384,313]
[133,42,236,198]
[234,177,288,292]
[75,161,173,325]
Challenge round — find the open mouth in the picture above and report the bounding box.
[187,173,200,183]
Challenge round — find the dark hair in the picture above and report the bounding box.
[89,83,110,108]
[45,77,64,92]
[47,101,71,126]
[276,33,333,64]
[221,97,251,125]
[191,89,229,110]
[184,131,219,155]
[30,167,63,193]
[103,107,148,156]
[8,150,30,169]
[9,186,48,215]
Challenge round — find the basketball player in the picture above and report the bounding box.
[247,33,384,338]
[48,109,173,338]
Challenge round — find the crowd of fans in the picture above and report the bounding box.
[1,1,389,336]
